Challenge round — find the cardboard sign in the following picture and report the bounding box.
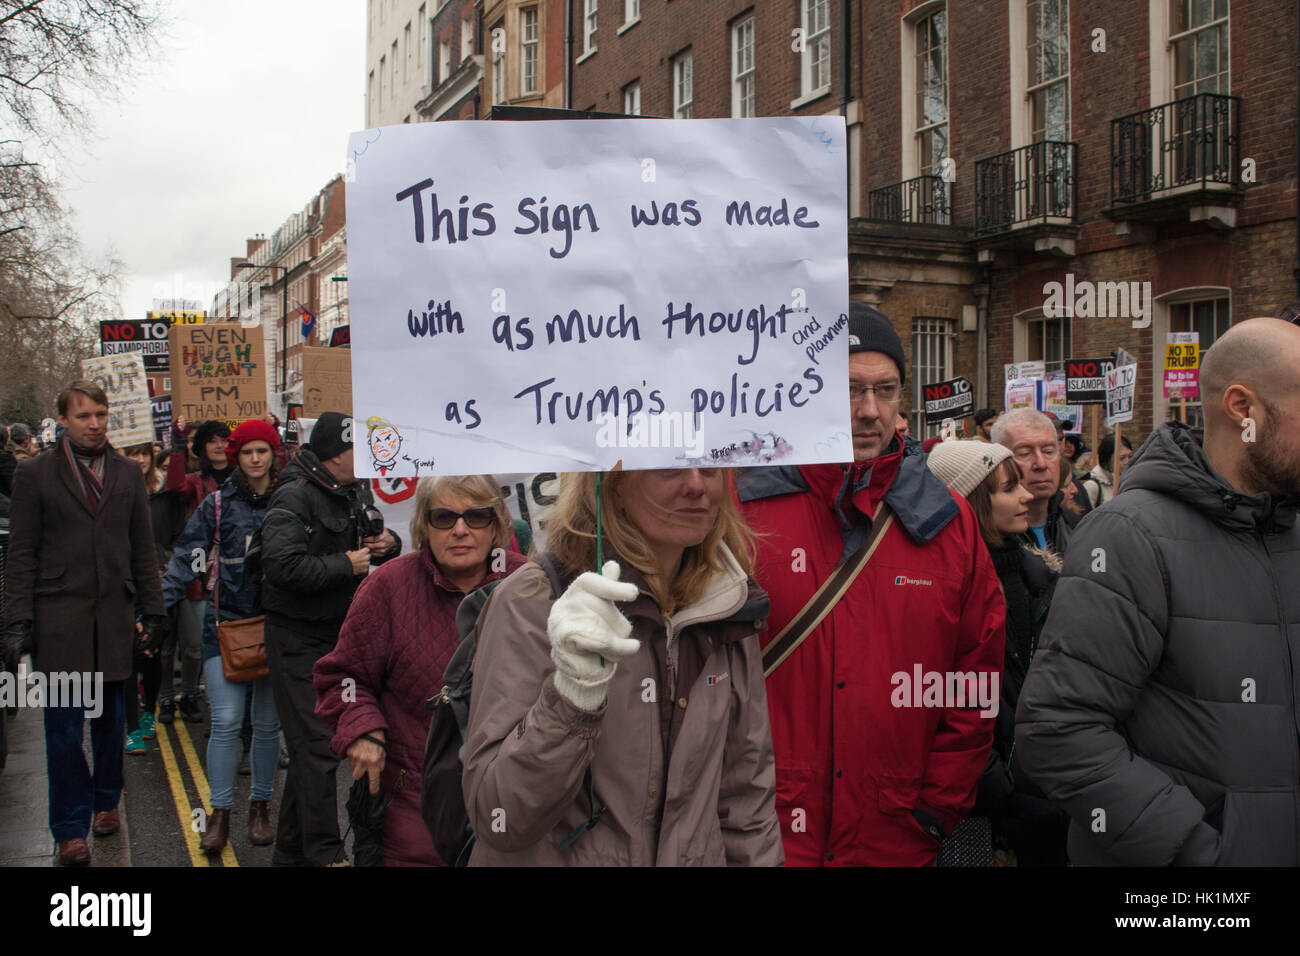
[1105,363,1138,427]
[169,324,267,426]
[345,117,850,477]
[1164,332,1200,399]
[921,376,974,426]
[100,319,171,374]
[151,394,172,445]
[80,353,154,447]
[302,347,352,418]
[1065,356,1115,405]
[1004,361,1045,383]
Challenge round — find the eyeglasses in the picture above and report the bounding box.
[426,507,495,530]
[848,382,901,405]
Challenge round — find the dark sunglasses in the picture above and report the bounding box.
[426,507,495,530]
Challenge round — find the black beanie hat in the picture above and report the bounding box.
[309,411,353,461]
[191,420,232,463]
[847,301,906,385]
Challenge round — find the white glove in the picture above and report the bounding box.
[548,561,641,711]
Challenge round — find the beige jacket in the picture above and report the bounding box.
[463,545,784,866]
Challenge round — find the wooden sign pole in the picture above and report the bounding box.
[1113,421,1124,487]
[1089,405,1099,466]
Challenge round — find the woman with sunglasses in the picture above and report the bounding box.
[313,475,526,865]
[461,467,783,866]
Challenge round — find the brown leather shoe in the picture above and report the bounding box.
[199,808,230,855]
[57,838,91,866]
[91,809,120,836]
[248,800,274,846]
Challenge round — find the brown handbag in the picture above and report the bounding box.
[211,489,269,683]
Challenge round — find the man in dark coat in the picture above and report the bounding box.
[1,380,167,866]
[260,411,401,866]
[1016,318,1300,865]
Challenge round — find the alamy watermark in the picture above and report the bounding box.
[1043,273,1152,328]
[0,664,103,717]
[594,411,705,458]
[890,665,1000,718]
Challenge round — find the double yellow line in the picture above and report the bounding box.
[155,721,239,867]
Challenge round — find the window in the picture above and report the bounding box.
[674,51,693,119]
[623,81,641,115]
[624,0,640,24]
[732,16,756,118]
[1027,0,1069,142]
[1172,0,1229,99]
[915,8,948,176]
[1025,314,1071,373]
[462,14,474,61]
[404,23,412,84]
[491,20,505,105]
[1165,294,1230,426]
[391,41,399,95]
[440,38,452,82]
[801,0,831,96]
[379,55,387,108]
[522,7,539,94]
[912,318,954,439]
[418,6,426,67]
[367,69,376,123]
[584,0,598,55]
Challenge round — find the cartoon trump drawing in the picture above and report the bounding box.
[366,416,403,475]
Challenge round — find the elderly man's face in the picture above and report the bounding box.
[1000,422,1061,503]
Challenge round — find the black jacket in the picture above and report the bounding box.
[260,447,401,641]
[1018,490,1072,556]
[148,485,189,573]
[1016,422,1300,866]
[0,449,15,498]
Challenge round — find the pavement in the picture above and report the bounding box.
[0,668,352,868]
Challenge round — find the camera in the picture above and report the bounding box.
[359,505,385,539]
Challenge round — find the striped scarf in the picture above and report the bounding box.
[62,436,108,513]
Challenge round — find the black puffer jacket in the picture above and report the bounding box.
[1016,421,1300,866]
[260,447,401,641]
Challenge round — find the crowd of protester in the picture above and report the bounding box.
[2,308,1298,868]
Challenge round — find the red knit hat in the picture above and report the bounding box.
[226,419,281,458]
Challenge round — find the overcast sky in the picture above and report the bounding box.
[55,0,364,319]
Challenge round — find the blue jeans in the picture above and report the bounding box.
[44,680,126,842]
[204,657,280,808]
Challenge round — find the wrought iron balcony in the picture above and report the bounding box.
[975,140,1077,236]
[1110,92,1240,206]
[867,175,951,226]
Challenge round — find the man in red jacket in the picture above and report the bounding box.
[737,302,1005,866]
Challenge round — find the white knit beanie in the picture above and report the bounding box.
[926,440,1015,499]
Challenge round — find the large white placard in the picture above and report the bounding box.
[345,118,851,477]
[80,353,154,447]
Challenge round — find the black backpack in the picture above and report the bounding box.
[421,553,606,866]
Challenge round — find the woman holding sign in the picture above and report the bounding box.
[461,468,783,866]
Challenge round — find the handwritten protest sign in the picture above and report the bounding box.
[302,347,352,418]
[169,324,267,428]
[344,118,850,477]
[1105,363,1137,427]
[1164,332,1200,399]
[80,353,154,446]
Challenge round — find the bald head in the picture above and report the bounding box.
[1200,318,1300,435]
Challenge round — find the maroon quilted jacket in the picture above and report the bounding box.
[313,544,528,866]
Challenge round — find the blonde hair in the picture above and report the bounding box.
[410,474,512,553]
[545,470,756,615]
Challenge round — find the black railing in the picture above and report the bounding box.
[1110,92,1240,205]
[867,175,950,225]
[974,140,1076,236]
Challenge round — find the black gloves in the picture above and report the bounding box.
[139,614,170,656]
[3,620,32,674]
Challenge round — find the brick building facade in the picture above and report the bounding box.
[569,0,1299,443]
